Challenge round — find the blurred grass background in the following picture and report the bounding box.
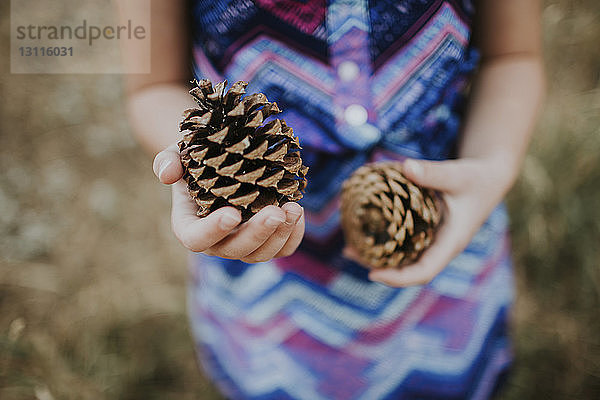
[1,1,598,399]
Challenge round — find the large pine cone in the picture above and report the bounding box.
[179,79,308,222]
[340,161,442,269]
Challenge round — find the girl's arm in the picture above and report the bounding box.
[366,0,546,286]
[118,0,194,154]
[120,0,305,261]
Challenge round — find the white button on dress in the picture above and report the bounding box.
[356,123,382,143]
[344,104,368,126]
[337,60,360,82]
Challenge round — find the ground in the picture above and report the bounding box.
[1,1,599,399]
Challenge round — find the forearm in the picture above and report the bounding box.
[458,55,546,188]
[127,83,196,156]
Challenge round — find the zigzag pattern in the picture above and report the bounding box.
[191,206,508,337]
[189,0,513,398]
[189,208,512,399]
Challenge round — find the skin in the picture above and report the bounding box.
[120,0,545,286]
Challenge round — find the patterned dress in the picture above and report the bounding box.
[188,1,514,399]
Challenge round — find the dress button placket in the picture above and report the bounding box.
[328,0,381,150]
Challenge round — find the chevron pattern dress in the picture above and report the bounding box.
[187,1,514,399]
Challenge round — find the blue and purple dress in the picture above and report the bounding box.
[188,1,514,399]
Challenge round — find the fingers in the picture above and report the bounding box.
[171,177,304,260]
[402,158,472,193]
[275,212,305,258]
[368,207,469,287]
[361,158,505,287]
[153,143,183,184]
[241,203,304,263]
[161,141,305,260]
[171,181,242,251]
[205,205,287,259]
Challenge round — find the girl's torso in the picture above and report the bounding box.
[188,1,514,399]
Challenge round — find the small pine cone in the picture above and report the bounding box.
[340,161,442,269]
[179,79,308,222]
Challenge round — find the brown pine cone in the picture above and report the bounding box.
[179,79,308,222]
[340,161,442,269]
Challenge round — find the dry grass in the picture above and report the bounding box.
[1,1,599,399]
[501,2,600,397]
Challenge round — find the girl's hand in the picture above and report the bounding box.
[344,157,515,287]
[153,144,305,263]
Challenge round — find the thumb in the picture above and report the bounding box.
[153,143,184,184]
[402,158,469,193]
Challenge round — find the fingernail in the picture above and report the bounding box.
[285,206,302,225]
[219,213,240,230]
[265,215,285,228]
[404,160,422,178]
[158,159,172,180]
